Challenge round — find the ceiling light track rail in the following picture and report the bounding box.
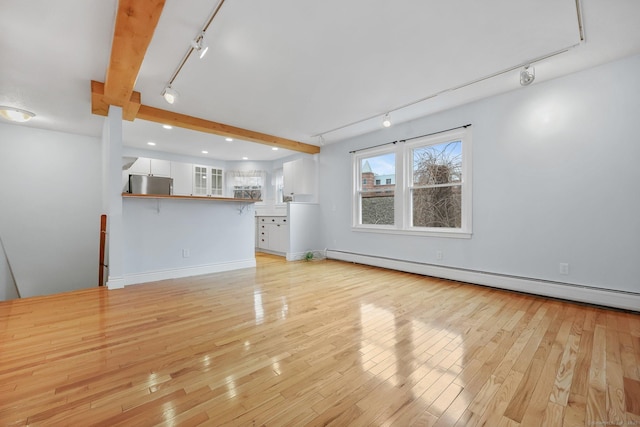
[575,0,585,42]
[165,0,226,88]
[349,124,471,154]
[316,43,580,139]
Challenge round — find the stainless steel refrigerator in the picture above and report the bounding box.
[128,175,173,195]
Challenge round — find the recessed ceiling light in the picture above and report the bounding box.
[0,106,35,123]
[242,157,248,160]
[272,147,279,151]
[147,142,156,146]
[201,150,208,154]
[225,137,233,142]
[162,124,172,130]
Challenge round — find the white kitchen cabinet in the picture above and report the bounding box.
[171,162,193,196]
[256,216,288,254]
[283,157,315,196]
[128,157,171,177]
[193,165,224,197]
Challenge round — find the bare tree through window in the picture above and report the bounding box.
[412,141,462,228]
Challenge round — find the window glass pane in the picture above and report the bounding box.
[412,187,461,228]
[233,176,262,199]
[413,141,462,186]
[362,196,394,225]
[274,168,284,204]
[360,153,395,225]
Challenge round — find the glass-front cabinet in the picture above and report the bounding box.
[193,165,223,197]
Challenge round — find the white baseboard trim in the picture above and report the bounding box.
[122,259,257,287]
[106,276,126,290]
[326,250,640,312]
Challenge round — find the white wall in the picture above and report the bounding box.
[287,202,323,260]
[319,54,640,296]
[0,124,102,298]
[122,198,256,284]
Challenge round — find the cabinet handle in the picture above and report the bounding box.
[271,219,275,222]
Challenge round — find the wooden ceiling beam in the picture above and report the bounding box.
[104,0,165,106]
[91,80,140,121]
[93,0,319,155]
[136,105,320,154]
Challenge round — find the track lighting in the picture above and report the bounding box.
[162,85,178,104]
[382,113,391,128]
[0,106,35,123]
[191,32,209,59]
[162,2,225,105]
[520,65,535,86]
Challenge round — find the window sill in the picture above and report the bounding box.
[351,226,472,239]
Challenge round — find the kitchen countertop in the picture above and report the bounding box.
[122,193,259,203]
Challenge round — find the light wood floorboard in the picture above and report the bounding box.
[0,253,638,426]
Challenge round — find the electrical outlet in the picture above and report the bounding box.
[436,250,443,261]
[182,249,190,258]
[559,263,569,275]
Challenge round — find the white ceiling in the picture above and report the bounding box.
[1,0,639,161]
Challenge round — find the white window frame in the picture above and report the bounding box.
[352,127,472,238]
[273,168,285,205]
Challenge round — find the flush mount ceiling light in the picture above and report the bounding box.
[520,65,535,86]
[382,113,392,128]
[162,124,172,129]
[162,85,178,104]
[0,106,35,123]
[225,137,233,142]
[191,33,209,59]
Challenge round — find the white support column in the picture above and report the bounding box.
[102,106,125,289]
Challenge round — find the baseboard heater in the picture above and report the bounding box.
[325,249,640,312]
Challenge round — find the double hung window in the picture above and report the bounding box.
[352,127,471,237]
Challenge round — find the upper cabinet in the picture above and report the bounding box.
[283,157,315,196]
[193,165,224,197]
[128,157,171,177]
[171,162,193,196]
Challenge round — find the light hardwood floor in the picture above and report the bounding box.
[1,253,638,426]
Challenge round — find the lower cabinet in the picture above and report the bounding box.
[257,216,288,254]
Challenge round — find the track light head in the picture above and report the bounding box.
[162,85,178,104]
[520,65,535,86]
[191,33,209,59]
[382,113,392,128]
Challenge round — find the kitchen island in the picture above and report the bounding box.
[120,194,257,286]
